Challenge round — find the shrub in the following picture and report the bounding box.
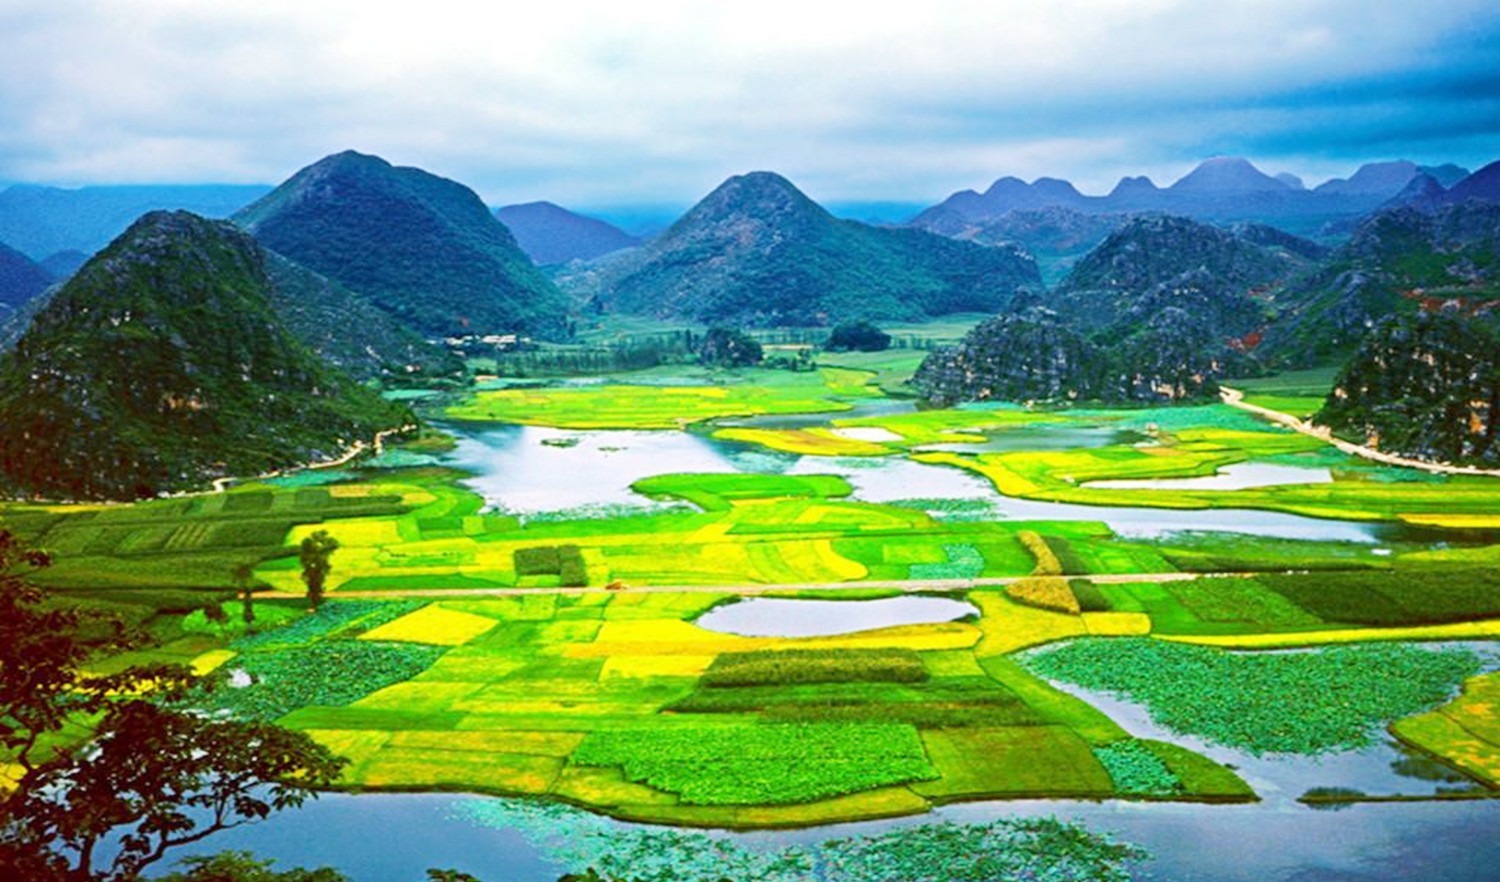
[824,321,892,352]
[514,546,561,576]
[1007,576,1081,614]
[1069,579,1112,613]
[700,649,928,687]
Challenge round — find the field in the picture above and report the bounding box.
[4,356,1500,827]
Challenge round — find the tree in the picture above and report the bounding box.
[697,327,762,367]
[824,320,891,352]
[298,531,340,611]
[155,851,346,882]
[230,563,256,628]
[0,530,347,881]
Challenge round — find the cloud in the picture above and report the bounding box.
[0,0,1497,204]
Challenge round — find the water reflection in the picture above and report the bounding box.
[694,596,980,637]
[438,423,1387,543]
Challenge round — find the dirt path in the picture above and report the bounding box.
[1218,386,1500,478]
[209,424,416,493]
[262,570,1248,602]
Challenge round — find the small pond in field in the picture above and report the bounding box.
[693,595,980,637]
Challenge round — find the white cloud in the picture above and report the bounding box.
[0,0,1496,204]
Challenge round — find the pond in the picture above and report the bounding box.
[438,422,1392,543]
[182,788,1500,882]
[693,596,980,637]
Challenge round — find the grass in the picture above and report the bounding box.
[1393,672,1500,787]
[445,368,878,429]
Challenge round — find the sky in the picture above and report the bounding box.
[1,0,1498,211]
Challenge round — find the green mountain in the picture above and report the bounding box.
[0,211,409,501]
[913,304,1233,406]
[234,151,569,338]
[587,171,1041,326]
[1049,214,1298,338]
[914,214,1303,406]
[1264,202,1500,367]
[260,253,463,382]
[1319,311,1500,465]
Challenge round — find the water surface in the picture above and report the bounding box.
[694,596,980,637]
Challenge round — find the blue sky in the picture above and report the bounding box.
[1,0,1497,210]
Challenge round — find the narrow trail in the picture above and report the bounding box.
[209,424,416,493]
[263,570,1247,601]
[1218,386,1500,478]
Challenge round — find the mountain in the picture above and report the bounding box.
[912,303,1234,406]
[959,207,1129,286]
[0,211,408,501]
[910,156,1480,239]
[912,214,1311,406]
[1262,201,1500,367]
[1168,157,1290,195]
[1441,160,1500,205]
[0,242,52,312]
[38,250,90,280]
[494,201,641,265]
[234,150,569,338]
[260,253,463,382]
[585,171,1041,326]
[1319,311,1500,465]
[0,184,270,260]
[1047,214,1297,338]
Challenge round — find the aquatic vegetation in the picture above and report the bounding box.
[458,799,1149,882]
[191,640,445,720]
[1022,638,1484,755]
[1093,740,1183,796]
[571,722,938,804]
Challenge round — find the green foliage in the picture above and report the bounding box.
[701,649,928,686]
[598,172,1040,327]
[825,320,892,352]
[0,211,407,500]
[571,723,937,804]
[1069,579,1112,613]
[698,327,764,367]
[155,851,349,882]
[229,600,421,650]
[1318,310,1500,465]
[513,544,587,586]
[234,150,569,338]
[464,799,1147,882]
[1093,740,1183,796]
[1023,638,1483,755]
[1258,569,1500,626]
[190,640,444,721]
[299,529,340,610]
[1161,577,1325,630]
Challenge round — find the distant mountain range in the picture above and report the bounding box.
[235,151,570,339]
[910,158,1475,239]
[494,201,641,266]
[0,183,270,260]
[574,171,1042,326]
[0,242,53,313]
[0,211,407,500]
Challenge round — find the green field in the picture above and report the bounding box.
[5,361,1500,826]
